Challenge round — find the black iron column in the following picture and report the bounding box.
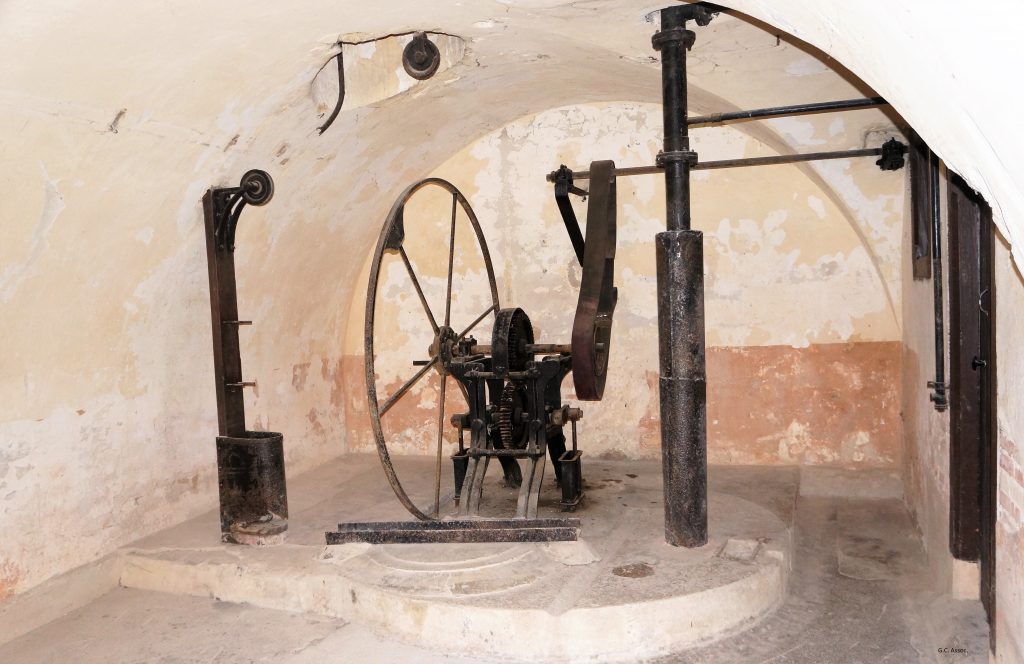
[653,4,717,548]
[202,169,289,545]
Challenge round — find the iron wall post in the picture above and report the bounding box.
[653,5,708,547]
[203,192,247,437]
[202,172,288,545]
[929,153,949,410]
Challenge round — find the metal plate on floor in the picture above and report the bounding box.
[326,518,580,544]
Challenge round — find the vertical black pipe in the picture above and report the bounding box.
[655,6,695,231]
[653,5,707,548]
[930,153,948,410]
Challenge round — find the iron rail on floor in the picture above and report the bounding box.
[327,518,581,544]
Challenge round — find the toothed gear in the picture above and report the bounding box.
[492,308,535,375]
[496,381,528,450]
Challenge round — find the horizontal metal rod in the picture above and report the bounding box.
[465,370,538,380]
[470,343,572,355]
[688,97,888,126]
[555,147,885,182]
[697,147,885,170]
[468,448,545,458]
[413,343,580,366]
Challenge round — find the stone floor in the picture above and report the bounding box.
[0,456,989,663]
[656,496,989,663]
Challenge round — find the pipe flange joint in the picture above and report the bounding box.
[652,27,696,51]
[656,150,698,167]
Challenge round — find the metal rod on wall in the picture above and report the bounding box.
[547,145,899,182]
[929,152,949,410]
[687,96,888,127]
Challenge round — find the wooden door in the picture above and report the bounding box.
[946,171,997,625]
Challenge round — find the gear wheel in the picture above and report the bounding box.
[495,381,528,450]
[492,308,535,375]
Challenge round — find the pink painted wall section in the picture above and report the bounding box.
[346,341,902,469]
[704,342,901,467]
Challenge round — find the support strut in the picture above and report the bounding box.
[653,4,713,548]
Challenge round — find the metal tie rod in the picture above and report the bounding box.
[549,146,892,182]
[688,96,888,126]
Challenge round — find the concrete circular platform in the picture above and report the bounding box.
[319,491,789,662]
[120,459,792,663]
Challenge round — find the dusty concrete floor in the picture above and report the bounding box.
[657,496,989,663]
[0,458,989,663]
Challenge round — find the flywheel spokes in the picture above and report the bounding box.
[365,178,499,520]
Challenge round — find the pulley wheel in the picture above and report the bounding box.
[240,169,274,206]
[365,178,499,521]
[402,33,441,80]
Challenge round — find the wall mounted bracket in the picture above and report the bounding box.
[202,169,288,545]
[210,169,275,251]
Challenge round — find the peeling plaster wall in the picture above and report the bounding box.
[900,172,954,591]
[343,102,905,467]
[714,0,1024,282]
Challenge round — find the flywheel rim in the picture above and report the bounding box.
[364,178,499,521]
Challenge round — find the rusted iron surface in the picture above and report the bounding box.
[551,164,587,264]
[216,431,288,544]
[928,152,949,411]
[363,178,500,521]
[654,5,709,548]
[687,96,887,126]
[327,518,580,544]
[203,170,274,437]
[545,143,907,182]
[203,171,287,545]
[362,178,585,537]
[352,1,906,549]
[656,230,708,547]
[570,160,618,401]
[402,32,441,80]
[317,48,345,135]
